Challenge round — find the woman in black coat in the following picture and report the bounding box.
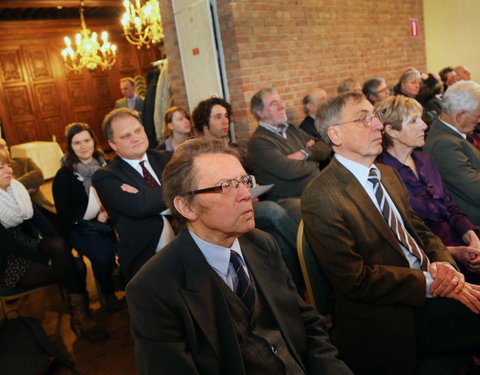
[53,122,119,310]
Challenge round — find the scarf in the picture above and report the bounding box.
[73,157,105,195]
[0,179,34,228]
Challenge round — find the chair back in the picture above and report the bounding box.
[296,220,333,315]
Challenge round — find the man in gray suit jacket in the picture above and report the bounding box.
[126,137,352,375]
[115,77,144,115]
[424,81,480,225]
[247,88,331,222]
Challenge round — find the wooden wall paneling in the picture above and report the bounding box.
[0,49,25,84]
[23,45,53,81]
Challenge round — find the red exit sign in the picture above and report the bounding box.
[410,18,419,38]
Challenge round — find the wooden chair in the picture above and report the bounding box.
[296,220,333,316]
[0,284,64,336]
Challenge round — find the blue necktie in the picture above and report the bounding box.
[368,169,430,271]
[230,250,255,313]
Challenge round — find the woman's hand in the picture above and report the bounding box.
[97,209,109,223]
[448,245,480,272]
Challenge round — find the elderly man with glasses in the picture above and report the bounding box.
[126,137,352,375]
[302,91,480,375]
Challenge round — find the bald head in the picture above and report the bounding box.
[303,88,328,117]
[455,66,471,81]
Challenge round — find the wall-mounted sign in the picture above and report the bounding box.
[410,18,419,38]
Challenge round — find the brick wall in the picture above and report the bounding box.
[161,0,426,143]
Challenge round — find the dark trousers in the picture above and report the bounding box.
[69,227,117,295]
[414,297,480,354]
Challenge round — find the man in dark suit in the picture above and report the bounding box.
[302,91,480,375]
[115,77,145,115]
[424,80,480,225]
[247,88,331,222]
[126,137,352,375]
[92,108,170,282]
[299,87,327,138]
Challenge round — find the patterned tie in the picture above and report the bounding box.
[139,160,160,188]
[230,250,255,313]
[278,123,288,139]
[368,169,430,271]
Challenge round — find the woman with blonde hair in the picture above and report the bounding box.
[375,95,480,280]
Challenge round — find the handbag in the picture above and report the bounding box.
[0,316,80,375]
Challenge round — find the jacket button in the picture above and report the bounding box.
[271,345,278,355]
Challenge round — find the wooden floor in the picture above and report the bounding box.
[3,278,136,375]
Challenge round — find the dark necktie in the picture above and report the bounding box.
[368,169,430,271]
[230,250,255,313]
[139,160,159,188]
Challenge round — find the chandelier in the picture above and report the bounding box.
[61,1,117,72]
[121,0,164,48]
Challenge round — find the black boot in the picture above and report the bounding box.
[67,292,109,342]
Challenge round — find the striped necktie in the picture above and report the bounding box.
[230,250,255,313]
[368,169,430,271]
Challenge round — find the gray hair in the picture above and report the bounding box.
[362,78,386,97]
[162,137,242,224]
[441,81,480,115]
[315,92,366,146]
[250,87,276,120]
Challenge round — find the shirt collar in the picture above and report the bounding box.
[189,230,243,276]
[259,121,289,136]
[120,153,148,169]
[438,118,467,139]
[335,154,379,188]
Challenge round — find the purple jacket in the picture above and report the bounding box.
[377,150,478,246]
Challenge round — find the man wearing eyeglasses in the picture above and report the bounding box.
[362,77,391,105]
[425,80,480,226]
[126,137,352,375]
[248,88,331,223]
[302,91,480,375]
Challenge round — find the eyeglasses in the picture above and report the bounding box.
[332,114,382,128]
[374,87,390,95]
[188,175,256,195]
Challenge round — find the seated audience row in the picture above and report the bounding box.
[0,149,108,341]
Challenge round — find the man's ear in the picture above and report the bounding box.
[327,126,342,146]
[108,140,117,152]
[173,196,198,222]
[255,109,264,121]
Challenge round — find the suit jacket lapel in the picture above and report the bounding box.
[176,230,244,371]
[333,159,405,256]
[113,156,145,187]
